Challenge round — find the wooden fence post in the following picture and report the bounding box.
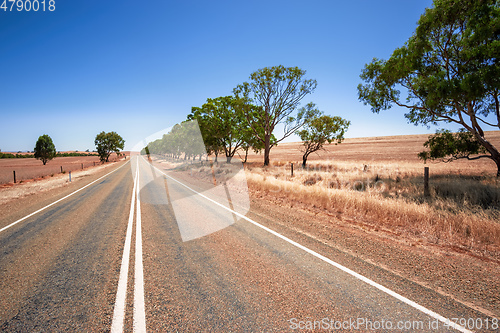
[81,163,83,169]
[291,163,294,177]
[13,170,16,183]
[60,166,63,173]
[424,167,430,197]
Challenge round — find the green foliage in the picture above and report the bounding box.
[358,0,500,176]
[418,129,487,162]
[234,65,318,165]
[297,112,350,167]
[94,131,125,162]
[0,153,33,158]
[34,134,57,165]
[144,120,205,161]
[188,95,269,163]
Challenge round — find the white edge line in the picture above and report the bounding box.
[111,160,138,333]
[0,161,129,234]
[134,157,147,332]
[144,156,473,333]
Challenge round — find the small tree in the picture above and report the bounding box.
[94,131,125,162]
[34,134,57,165]
[234,65,318,166]
[297,113,350,168]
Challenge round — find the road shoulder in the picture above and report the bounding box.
[247,190,500,318]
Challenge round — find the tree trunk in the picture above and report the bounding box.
[302,154,308,168]
[469,127,500,177]
[244,147,249,163]
[264,134,271,166]
[227,155,232,163]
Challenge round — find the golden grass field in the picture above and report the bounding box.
[241,131,500,257]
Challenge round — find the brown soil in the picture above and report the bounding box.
[0,153,128,185]
[0,158,126,205]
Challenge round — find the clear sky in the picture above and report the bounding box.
[1,0,464,152]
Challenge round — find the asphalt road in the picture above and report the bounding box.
[0,156,496,332]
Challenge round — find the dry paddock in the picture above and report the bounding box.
[0,154,124,185]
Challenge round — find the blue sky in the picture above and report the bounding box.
[0,0,463,152]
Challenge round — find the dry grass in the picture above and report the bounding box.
[242,131,500,255]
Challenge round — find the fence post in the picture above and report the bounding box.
[60,166,63,173]
[69,171,71,182]
[291,163,294,177]
[81,163,83,169]
[424,167,430,197]
[13,170,16,183]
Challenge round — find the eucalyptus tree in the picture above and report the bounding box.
[94,131,125,163]
[298,112,350,168]
[358,0,500,176]
[34,134,56,165]
[234,65,318,166]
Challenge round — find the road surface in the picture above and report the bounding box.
[0,156,496,332]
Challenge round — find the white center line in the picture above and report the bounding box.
[111,162,139,333]
[146,156,472,333]
[134,158,147,332]
[111,157,148,332]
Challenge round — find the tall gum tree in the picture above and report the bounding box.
[234,65,318,166]
[358,0,500,177]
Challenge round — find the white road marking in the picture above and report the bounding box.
[0,161,129,234]
[134,158,147,332]
[147,157,472,333]
[111,163,139,333]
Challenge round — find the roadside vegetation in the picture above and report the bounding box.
[244,158,500,256]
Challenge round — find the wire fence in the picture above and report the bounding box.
[0,155,123,185]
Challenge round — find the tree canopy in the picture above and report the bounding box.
[234,65,318,165]
[144,120,205,161]
[358,0,500,176]
[94,131,125,162]
[189,96,251,163]
[418,129,487,162]
[297,112,350,167]
[34,134,56,165]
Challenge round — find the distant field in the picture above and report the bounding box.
[0,153,123,184]
[245,130,500,172]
